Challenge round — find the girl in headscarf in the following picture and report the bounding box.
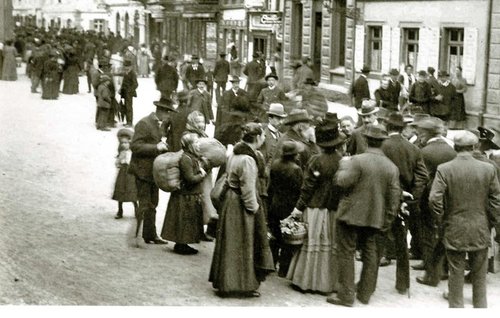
[161,134,208,255]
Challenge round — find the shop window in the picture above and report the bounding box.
[402,28,419,71]
[367,26,382,71]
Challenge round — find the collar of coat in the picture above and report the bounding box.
[233,141,266,177]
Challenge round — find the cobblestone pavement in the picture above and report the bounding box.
[0,71,499,309]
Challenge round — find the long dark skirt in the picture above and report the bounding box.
[209,190,274,293]
[449,93,466,121]
[112,166,138,202]
[161,192,204,244]
[62,65,80,94]
[41,77,60,99]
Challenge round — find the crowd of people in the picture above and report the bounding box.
[7,25,500,308]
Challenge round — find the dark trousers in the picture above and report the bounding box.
[446,248,488,308]
[215,81,226,104]
[86,70,92,92]
[135,178,160,241]
[380,217,410,291]
[407,202,423,257]
[31,75,40,92]
[424,236,446,285]
[336,221,381,304]
[124,95,134,125]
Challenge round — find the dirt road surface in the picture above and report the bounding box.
[0,71,499,308]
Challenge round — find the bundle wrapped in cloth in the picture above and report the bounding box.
[197,138,227,167]
[152,150,183,192]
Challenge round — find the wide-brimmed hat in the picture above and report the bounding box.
[478,126,500,150]
[153,97,178,112]
[303,78,317,86]
[316,124,347,148]
[389,68,400,76]
[408,113,430,126]
[363,124,388,140]
[454,131,479,147]
[265,73,279,81]
[385,112,405,127]
[282,141,300,156]
[267,103,287,117]
[229,75,241,82]
[323,112,339,126]
[358,99,379,116]
[194,78,208,84]
[360,65,371,73]
[117,128,134,139]
[418,70,428,77]
[415,117,444,133]
[284,109,311,126]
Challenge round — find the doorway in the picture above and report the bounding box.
[253,36,267,58]
[312,11,322,81]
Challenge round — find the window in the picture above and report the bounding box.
[402,28,419,70]
[444,28,464,77]
[367,26,382,71]
[94,19,105,32]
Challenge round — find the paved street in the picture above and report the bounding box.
[0,70,499,308]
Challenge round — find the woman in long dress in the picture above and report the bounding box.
[1,40,18,81]
[450,66,467,129]
[62,47,80,94]
[41,51,61,100]
[161,134,207,255]
[286,121,347,295]
[209,123,275,297]
[137,44,151,78]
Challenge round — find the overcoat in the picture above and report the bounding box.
[274,129,319,170]
[189,89,214,123]
[213,59,230,83]
[186,64,206,88]
[256,86,287,111]
[351,75,370,108]
[429,152,500,251]
[155,63,179,94]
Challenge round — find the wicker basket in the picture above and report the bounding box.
[283,227,307,245]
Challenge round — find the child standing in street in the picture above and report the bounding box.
[112,128,138,219]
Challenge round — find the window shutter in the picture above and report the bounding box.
[381,24,391,73]
[89,19,94,31]
[355,24,365,71]
[418,27,440,71]
[427,27,440,71]
[390,27,400,70]
[463,27,478,85]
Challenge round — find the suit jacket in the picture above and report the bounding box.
[429,152,500,251]
[121,69,138,98]
[155,63,179,93]
[381,134,429,199]
[189,89,214,123]
[351,75,370,108]
[256,86,287,110]
[129,112,165,183]
[243,59,265,84]
[261,124,282,169]
[213,59,230,83]
[292,65,314,89]
[409,81,433,113]
[268,159,303,222]
[335,148,401,230]
[375,87,398,111]
[214,88,251,145]
[346,126,368,155]
[186,64,206,88]
[421,138,457,184]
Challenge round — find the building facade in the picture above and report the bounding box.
[486,0,500,128]
[0,0,14,42]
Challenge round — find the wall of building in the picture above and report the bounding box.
[0,0,14,41]
[486,0,500,129]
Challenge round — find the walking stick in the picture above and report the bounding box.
[135,208,144,248]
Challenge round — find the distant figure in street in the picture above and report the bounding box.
[62,47,80,95]
[112,128,138,220]
[213,53,230,104]
[29,44,46,93]
[41,50,62,100]
[409,70,433,115]
[292,57,314,90]
[155,55,179,100]
[129,97,178,245]
[256,73,288,120]
[186,55,206,90]
[120,59,138,127]
[166,91,192,152]
[188,79,214,125]
[398,64,416,107]
[138,44,152,78]
[351,65,371,109]
[243,52,266,104]
[1,40,18,81]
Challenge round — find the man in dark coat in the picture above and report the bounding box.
[380,112,429,294]
[429,131,500,308]
[351,65,371,109]
[256,73,288,120]
[243,52,266,103]
[29,45,46,93]
[185,55,205,90]
[388,68,402,109]
[155,56,179,99]
[346,100,380,155]
[120,59,138,126]
[375,76,398,111]
[188,78,214,124]
[214,76,251,146]
[213,53,230,104]
[166,91,191,152]
[430,71,456,122]
[129,98,178,244]
[409,70,433,114]
[327,124,400,307]
[413,117,457,282]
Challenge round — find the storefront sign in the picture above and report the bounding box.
[249,13,282,31]
[244,0,265,9]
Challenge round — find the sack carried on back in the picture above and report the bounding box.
[152,150,183,192]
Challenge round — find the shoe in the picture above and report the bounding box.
[244,291,260,298]
[443,291,449,300]
[408,252,421,260]
[326,296,353,307]
[411,262,425,270]
[145,237,168,245]
[173,244,198,255]
[356,294,369,304]
[379,257,392,267]
[114,213,123,219]
[396,288,407,295]
[416,276,438,287]
[441,274,449,281]
[201,233,214,242]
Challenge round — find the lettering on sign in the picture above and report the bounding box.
[260,14,282,25]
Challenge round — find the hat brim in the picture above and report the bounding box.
[265,75,279,81]
[482,139,500,150]
[284,118,311,126]
[153,101,178,112]
[195,80,208,84]
[229,79,240,82]
[358,107,380,116]
[385,120,406,127]
[363,133,388,140]
[267,111,287,118]
[316,135,348,148]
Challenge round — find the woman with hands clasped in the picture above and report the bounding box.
[161,134,208,255]
[287,120,348,295]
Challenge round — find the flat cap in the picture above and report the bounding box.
[454,131,479,146]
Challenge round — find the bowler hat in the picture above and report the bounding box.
[418,70,428,77]
[316,124,347,148]
[191,55,199,60]
[194,78,208,85]
[362,124,388,140]
[408,113,430,126]
[153,97,178,112]
[454,131,479,147]
[284,109,311,126]
[267,103,287,118]
[123,59,132,67]
[389,68,400,76]
[438,70,450,77]
[219,53,227,57]
[385,112,405,127]
[282,141,300,156]
[229,75,241,82]
[265,73,279,81]
[117,128,134,139]
[358,99,379,116]
[361,65,371,73]
[415,117,444,133]
[427,67,436,74]
[303,78,317,86]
